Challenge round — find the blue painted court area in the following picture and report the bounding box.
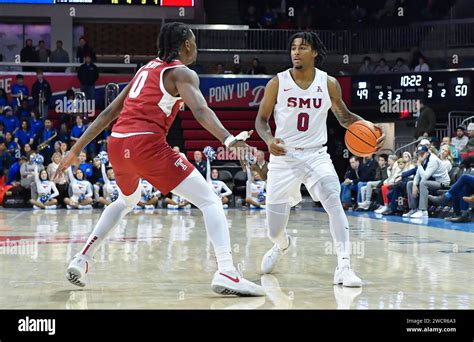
[310,208,474,233]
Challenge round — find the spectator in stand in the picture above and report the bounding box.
[16,99,31,119]
[74,150,93,179]
[405,145,450,218]
[6,155,27,187]
[414,56,430,71]
[76,37,96,63]
[77,54,99,101]
[31,70,52,120]
[4,131,18,162]
[59,141,68,157]
[192,150,206,178]
[47,152,68,206]
[36,40,50,63]
[452,125,469,153]
[215,63,225,75]
[374,58,390,74]
[172,146,187,159]
[0,142,11,176]
[57,123,70,146]
[358,56,374,74]
[244,4,261,28]
[29,110,44,141]
[14,119,34,148]
[20,153,44,195]
[22,143,33,159]
[10,75,29,110]
[440,136,461,165]
[340,156,372,209]
[50,40,69,72]
[459,123,474,160]
[38,119,57,165]
[247,58,267,75]
[2,106,20,134]
[375,154,400,213]
[71,116,87,146]
[261,5,277,28]
[358,154,388,210]
[29,164,59,209]
[20,39,38,72]
[428,174,473,223]
[391,57,410,73]
[251,150,268,181]
[0,88,7,112]
[232,63,244,75]
[438,145,453,172]
[414,100,436,139]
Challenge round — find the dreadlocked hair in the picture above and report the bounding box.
[157,22,193,63]
[288,31,328,65]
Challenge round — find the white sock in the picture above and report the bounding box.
[172,170,234,272]
[80,185,141,257]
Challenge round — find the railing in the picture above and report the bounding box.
[448,111,474,134]
[395,137,424,156]
[192,19,474,53]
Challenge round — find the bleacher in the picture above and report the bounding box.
[179,109,274,161]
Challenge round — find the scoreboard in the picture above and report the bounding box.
[0,0,194,5]
[352,69,472,107]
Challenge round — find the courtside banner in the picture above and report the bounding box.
[0,72,132,108]
[0,73,352,109]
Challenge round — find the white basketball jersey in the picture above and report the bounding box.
[274,68,331,148]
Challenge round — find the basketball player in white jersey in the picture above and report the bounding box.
[255,32,385,287]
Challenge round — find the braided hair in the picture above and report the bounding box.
[157,22,193,63]
[288,31,327,65]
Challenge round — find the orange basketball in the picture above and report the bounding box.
[344,121,381,157]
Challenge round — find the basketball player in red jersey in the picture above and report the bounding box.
[55,22,264,296]
[256,32,385,287]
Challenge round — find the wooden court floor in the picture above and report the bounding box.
[0,208,472,309]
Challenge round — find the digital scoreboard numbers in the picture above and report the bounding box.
[352,70,472,106]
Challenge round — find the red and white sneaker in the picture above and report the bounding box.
[66,253,92,287]
[211,264,265,297]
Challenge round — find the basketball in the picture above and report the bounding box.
[344,121,381,157]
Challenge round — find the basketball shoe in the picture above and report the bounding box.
[66,253,93,287]
[260,235,292,274]
[211,264,265,296]
[333,264,362,287]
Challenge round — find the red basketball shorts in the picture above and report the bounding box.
[108,133,194,196]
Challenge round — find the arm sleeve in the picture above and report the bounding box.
[221,182,232,197]
[67,166,76,184]
[206,158,211,183]
[85,182,93,198]
[50,182,59,198]
[101,163,109,185]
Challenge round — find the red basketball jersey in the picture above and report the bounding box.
[112,58,186,136]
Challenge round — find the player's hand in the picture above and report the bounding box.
[54,150,79,181]
[230,140,256,171]
[268,138,286,156]
[373,124,386,151]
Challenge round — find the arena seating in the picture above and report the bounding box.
[179,110,274,161]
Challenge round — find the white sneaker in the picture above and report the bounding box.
[222,204,229,209]
[260,235,292,274]
[260,205,266,209]
[211,264,265,297]
[375,205,387,214]
[79,205,92,210]
[333,264,362,287]
[167,204,179,209]
[33,205,42,210]
[45,205,57,210]
[410,210,428,218]
[402,209,417,217]
[144,205,155,210]
[66,253,92,287]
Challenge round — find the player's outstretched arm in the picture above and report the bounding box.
[255,76,286,156]
[54,82,132,180]
[328,76,386,149]
[173,67,231,144]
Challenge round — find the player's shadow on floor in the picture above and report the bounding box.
[51,289,89,309]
